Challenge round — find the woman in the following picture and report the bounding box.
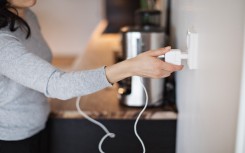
[0,0,183,152]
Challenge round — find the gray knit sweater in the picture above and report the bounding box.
[0,9,111,141]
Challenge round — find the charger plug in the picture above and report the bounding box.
[158,49,188,65]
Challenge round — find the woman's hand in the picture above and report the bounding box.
[105,46,183,84]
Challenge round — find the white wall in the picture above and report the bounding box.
[235,13,245,153]
[31,0,103,56]
[170,0,245,153]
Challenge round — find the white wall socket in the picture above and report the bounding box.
[187,29,199,69]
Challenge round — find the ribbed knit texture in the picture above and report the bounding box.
[0,9,112,140]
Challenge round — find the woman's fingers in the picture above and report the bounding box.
[151,60,183,78]
[161,72,171,78]
[160,61,184,72]
[150,69,172,78]
[154,58,183,72]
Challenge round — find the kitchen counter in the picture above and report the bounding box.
[49,85,177,120]
[49,21,177,120]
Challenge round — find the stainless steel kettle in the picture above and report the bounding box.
[118,26,167,107]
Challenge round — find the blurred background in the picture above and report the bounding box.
[31,0,245,153]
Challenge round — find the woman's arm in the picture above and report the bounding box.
[0,34,182,100]
[0,34,111,100]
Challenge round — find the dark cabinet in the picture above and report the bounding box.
[48,119,176,153]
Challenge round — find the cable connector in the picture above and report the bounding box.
[159,49,188,65]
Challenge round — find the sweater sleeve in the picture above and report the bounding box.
[0,34,112,100]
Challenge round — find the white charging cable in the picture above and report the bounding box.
[134,77,149,153]
[76,97,115,153]
[75,78,149,153]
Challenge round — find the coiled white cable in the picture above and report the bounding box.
[134,77,148,153]
[76,76,148,153]
[76,96,115,153]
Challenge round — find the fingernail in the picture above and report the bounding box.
[166,46,171,50]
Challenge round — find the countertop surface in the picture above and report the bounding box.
[49,25,177,120]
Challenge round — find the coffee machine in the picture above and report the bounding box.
[118,9,168,107]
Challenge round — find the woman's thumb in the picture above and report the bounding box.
[148,46,171,57]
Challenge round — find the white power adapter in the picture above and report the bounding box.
[158,49,188,65]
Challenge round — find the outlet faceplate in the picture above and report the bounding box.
[187,29,199,69]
